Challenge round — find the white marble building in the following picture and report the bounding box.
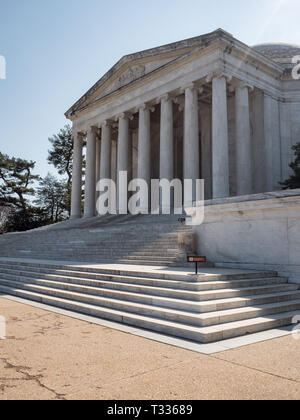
[66,28,300,218]
[66,29,300,281]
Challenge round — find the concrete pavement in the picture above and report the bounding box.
[0,297,299,400]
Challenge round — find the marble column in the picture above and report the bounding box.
[235,84,252,196]
[212,76,229,198]
[100,122,112,180]
[264,94,281,192]
[95,135,101,187]
[84,127,97,218]
[70,132,83,219]
[138,105,151,183]
[128,129,133,185]
[137,105,152,212]
[184,84,199,203]
[160,94,174,181]
[95,134,101,213]
[160,94,174,211]
[117,114,130,213]
[200,106,212,200]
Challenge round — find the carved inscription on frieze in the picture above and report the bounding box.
[118,65,146,87]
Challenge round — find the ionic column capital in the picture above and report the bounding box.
[100,120,113,129]
[72,131,85,142]
[114,112,134,122]
[87,126,99,135]
[173,95,185,112]
[156,93,172,104]
[137,103,155,113]
[206,71,232,84]
[180,83,203,95]
[235,81,254,92]
[173,96,183,105]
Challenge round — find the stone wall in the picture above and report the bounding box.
[194,190,300,284]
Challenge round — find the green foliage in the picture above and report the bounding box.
[34,173,68,223]
[281,143,300,190]
[47,125,73,185]
[0,205,11,234]
[47,124,83,215]
[0,152,44,232]
[1,124,83,232]
[0,152,40,214]
[5,208,45,233]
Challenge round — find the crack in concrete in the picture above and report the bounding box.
[6,313,53,324]
[0,358,66,400]
[66,356,200,399]
[210,354,300,385]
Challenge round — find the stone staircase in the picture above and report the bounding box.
[0,214,194,266]
[0,259,299,343]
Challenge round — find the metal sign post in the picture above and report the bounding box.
[187,256,207,275]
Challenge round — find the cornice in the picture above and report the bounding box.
[65,31,225,119]
[67,34,291,125]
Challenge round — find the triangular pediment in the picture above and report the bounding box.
[96,55,186,99]
[74,52,192,113]
[66,29,235,117]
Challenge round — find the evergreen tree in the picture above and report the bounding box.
[35,173,68,223]
[0,152,40,214]
[47,124,85,215]
[281,143,300,190]
[0,152,42,232]
[48,125,73,187]
[0,205,11,234]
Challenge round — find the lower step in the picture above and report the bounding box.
[0,284,297,343]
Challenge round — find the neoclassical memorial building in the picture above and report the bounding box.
[66,28,300,219]
[0,29,300,344]
[63,28,300,281]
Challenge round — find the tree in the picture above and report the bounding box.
[0,204,11,234]
[0,152,40,215]
[281,143,300,190]
[35,174,68,223]
[48,124,86,216]
[48,125,73,186]
[48,125,73,215]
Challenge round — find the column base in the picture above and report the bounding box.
[70,215,82,220]
[83,214,96,219]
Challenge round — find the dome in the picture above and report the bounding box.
[253,43,300,68]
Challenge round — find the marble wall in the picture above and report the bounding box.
[195,191,300,284]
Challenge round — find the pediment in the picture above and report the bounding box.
[79,53,189,111]
[98,62,148,98]
[66,28,235,118]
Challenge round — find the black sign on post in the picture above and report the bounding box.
[187,256,207,275]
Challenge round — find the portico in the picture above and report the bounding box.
[66,29,300,219]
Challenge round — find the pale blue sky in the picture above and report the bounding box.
[0,0,299,179]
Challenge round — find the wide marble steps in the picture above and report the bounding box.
[0,214,193,265]
[0,260,299,343]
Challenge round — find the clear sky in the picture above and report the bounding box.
[0,0,299,179]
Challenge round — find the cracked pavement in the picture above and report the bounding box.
[0,296,299,400]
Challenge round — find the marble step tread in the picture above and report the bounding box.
[1,276,299,327]
[118,259,184,265]
[0,278,299,327]
[0,268,290,295]
[1,270,298,314]
[0,241,181,248]
[0,277,298,317]
[0,284,298,343]
[5,251,181,258]
[0,261,278,282]
[0,266,269,290]
[5,258,178,266]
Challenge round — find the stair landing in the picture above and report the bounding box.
[0,258,299,346]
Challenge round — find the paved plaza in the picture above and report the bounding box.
[0,297,299,400]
